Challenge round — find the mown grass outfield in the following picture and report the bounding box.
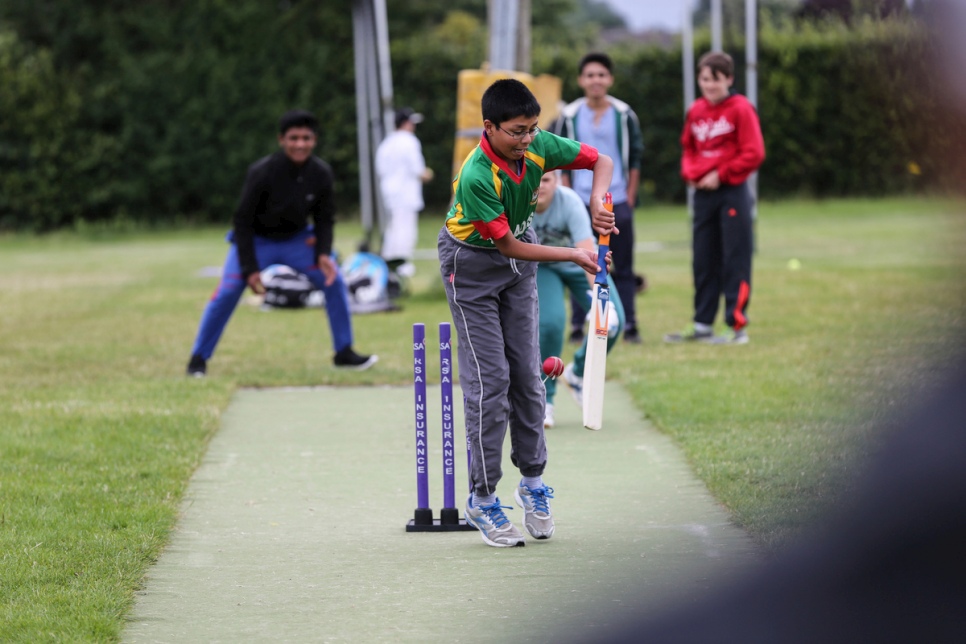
[1,197,964,640]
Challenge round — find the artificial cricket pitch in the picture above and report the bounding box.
[124,384,760,643]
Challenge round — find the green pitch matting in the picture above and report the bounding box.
[124,384,760,643]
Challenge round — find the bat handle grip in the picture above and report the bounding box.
[595,193,613,286]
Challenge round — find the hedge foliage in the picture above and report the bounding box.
[538,17,963,203]
[1,1,360,231]
[0,4,960,231]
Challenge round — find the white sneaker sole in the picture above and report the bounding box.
[478,531,526,547]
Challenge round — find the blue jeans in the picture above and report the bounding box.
[190,228,353,360]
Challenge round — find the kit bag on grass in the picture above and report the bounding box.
[260,264,321,309]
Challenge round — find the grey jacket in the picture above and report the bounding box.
[552,95,644,190]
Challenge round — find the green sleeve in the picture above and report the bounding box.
[540,131,586,171]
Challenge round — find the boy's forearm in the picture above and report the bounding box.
[493,234,577,263]
[577,239,597,287]
[585,154,616,235]
[588,154,614,206]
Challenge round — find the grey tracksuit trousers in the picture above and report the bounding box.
[437,227,548,498]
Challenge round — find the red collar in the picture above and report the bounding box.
[479,132,525,184]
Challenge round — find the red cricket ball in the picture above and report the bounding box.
[542,356,564,379]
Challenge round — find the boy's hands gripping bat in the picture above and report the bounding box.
[582,193,612,431]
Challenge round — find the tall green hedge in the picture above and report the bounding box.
[751,18,959,198]
[0,31,88,229]
[0,6,959,231]
[1,2,359,231]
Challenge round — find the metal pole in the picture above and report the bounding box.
[516,0,531,73]
[488,0,519,71]
[351,0,375,247]
[746,0,759,223]
[683,2,695,220]
[683,3,695,109]
[746,0,758,108]
[373,0,394,136]
[363,11,384,251]
[711,0,723,52]
[371,0,393,248]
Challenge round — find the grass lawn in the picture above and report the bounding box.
[1,196,964,640]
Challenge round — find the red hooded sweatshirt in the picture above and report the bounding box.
[681,93,765,186]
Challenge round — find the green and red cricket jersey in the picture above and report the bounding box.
[445,131,598,248]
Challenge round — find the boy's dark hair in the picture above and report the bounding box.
[578,52,613,75]
[697,52,734,79]
[481,79,540,126]
[278,109,319,135]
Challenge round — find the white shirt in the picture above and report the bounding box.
[375,129,426,211]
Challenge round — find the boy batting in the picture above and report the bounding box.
[437,79,614,547]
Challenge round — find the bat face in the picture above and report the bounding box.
[591,286,611,339]
[582,193,613,431]
[582,282,610,430]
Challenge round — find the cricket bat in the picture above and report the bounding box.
[582,193,612,431]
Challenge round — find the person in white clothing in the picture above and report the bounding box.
[375,107,434,277]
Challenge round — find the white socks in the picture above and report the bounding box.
[521,476,543,490]
[473,493,497,507]
[473,476,544,507]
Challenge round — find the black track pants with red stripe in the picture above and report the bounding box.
[691,182,753,330]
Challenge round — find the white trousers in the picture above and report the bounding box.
[381,207,419,261]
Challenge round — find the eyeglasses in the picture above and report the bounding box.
[496,125,541,141]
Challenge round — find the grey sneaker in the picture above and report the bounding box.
[464,496,525,547]
[563,363,583,408]
[514,483,555,540]
[708,328,749,345]
[663,325,714,343]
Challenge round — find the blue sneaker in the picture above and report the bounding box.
[464,496,525,547]
[514,483,555,540]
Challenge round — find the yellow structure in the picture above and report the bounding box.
[452,67,562,181]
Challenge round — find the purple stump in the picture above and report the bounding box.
[438,323,458,524]
[405,323,474,533]
[412,323,432,526]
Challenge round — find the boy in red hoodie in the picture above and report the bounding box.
[665,51,765,345]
